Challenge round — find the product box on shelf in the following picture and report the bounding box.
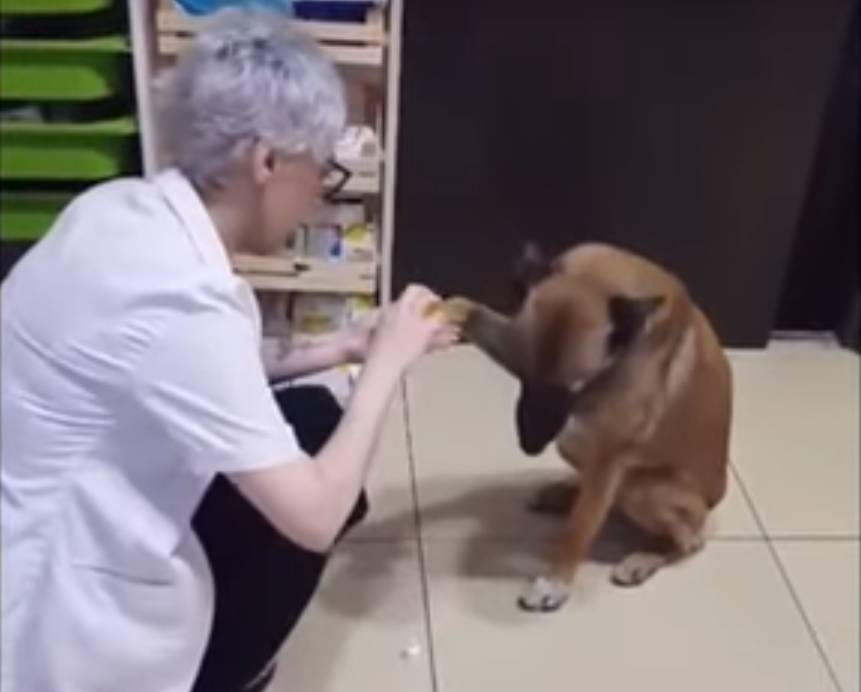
[302,201,376,264]
[276,292,374,403]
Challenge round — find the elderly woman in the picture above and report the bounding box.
[0,11,454,692]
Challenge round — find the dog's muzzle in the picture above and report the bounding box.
[515,382,574,455]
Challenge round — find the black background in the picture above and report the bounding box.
[393,0,858,346]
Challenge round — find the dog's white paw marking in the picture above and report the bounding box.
[611,552,666,587]
[680,532,706,556]
[518,576,570,612]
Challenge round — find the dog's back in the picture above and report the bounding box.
[556,244,732,507]
[559,244,732,507]
[642,304,732,507]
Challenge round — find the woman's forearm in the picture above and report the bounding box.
[230,355,401,553]
[263,334,350,381]
[307,357,401,541]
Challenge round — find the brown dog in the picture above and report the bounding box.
[442,243,732,612]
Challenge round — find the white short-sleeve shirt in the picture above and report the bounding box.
[1,169,304,692]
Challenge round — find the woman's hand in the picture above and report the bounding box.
[341,309,381,363]
[365,285,454,374]
[341,294,461,364]
[428,321,461,351]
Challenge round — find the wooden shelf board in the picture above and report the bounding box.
[241,273,373,294]
[157,7,386,45]
[233,254,377,295]
[158,35,384,67]
[341,175,380,196]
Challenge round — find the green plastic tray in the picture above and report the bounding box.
[0,0,113,14]
[0,36,128,101]
[0,191,72,241]
[0,117,137,181]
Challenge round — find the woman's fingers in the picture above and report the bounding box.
[400,284,440,315]
[432,327,461,350]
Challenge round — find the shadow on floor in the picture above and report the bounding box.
[318,471,653,621]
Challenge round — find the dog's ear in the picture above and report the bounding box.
[607,295,665,353]
[513,242,554,297]
[515,382,572,456]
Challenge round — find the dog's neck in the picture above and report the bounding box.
[567,319,691,417]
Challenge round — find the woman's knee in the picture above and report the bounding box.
[272,385,342,454]
[342,492,369,536]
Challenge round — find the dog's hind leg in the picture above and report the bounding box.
[612,478,708,587]
[611,527,705,587]
[527,480,578,515]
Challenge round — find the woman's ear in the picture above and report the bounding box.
[250,140,278,186]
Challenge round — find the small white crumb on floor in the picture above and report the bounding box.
[400,640,422,659]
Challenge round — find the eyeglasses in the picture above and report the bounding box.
[321,159,352,201]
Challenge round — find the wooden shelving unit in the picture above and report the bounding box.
[233,254,377,294]
[127,0,403,303]
[155,4,387,67]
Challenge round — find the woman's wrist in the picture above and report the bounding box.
[264,335,353,380]
[335,327,363,364]
[357,347,406,392]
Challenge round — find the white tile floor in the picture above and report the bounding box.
[274,344,859,692]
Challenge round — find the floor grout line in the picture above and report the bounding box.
[402,380,442,692]
[341,536,421,545]
[729,463,769,540]
[766,535,861,542]
[731,465,846,692]
[341,535,783,547]
[339,536,859,549]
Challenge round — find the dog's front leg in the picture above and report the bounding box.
[443,297,524,377]
[519,457,625,612]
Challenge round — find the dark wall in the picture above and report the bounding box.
[776,6,859,341]
[393,0,855,346]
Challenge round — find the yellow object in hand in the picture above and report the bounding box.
[423,297,474,325]
[423,301,444,318]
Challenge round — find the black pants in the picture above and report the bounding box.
[191,386,368,692]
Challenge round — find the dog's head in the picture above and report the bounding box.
[511,243,665,455]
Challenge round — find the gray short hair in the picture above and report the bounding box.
[160,9,346,189]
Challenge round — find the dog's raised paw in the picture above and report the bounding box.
[611,552,667,587]
[439,297,476,327]
[518,576,570,612]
